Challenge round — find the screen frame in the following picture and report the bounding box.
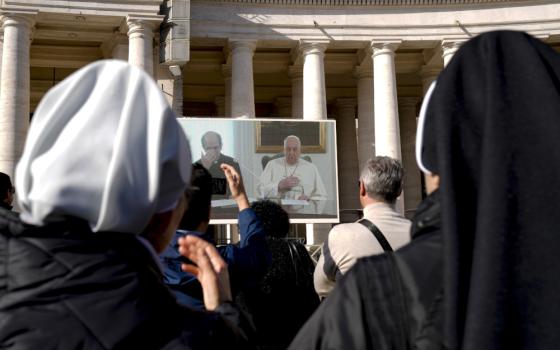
[177,117,340,225]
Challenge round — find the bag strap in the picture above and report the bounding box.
[358,218,393,252]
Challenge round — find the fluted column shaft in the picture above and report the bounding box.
[355,64,375,170]
[372,42,402,161]
[419,66,441,95]
[336,98,360,210]
[399,97,422,218]
[0,14,35,177]
[215,96,225,117]
[301,42,328,120]
[222,65,232,118]
[127,18,155,75]
[230,40,256,119]
[275,97,292,118]
[289,65,303,119]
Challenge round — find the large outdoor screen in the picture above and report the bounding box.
[177,118,339,224]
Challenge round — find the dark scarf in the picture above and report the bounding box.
[419,31,560,349]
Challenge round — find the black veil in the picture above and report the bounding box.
[419,31,560,349]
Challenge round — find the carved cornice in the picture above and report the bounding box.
[200,0,527,6]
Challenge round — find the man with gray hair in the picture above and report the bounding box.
[314,156,411,298]
[259,135,327,200]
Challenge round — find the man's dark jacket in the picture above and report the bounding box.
[289,191,443,350]
[0,209,253,349]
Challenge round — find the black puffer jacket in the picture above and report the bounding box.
[0,209,253,349]
[289,191,443,350]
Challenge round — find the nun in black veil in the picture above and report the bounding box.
[289,30,560,350]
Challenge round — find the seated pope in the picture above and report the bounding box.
[258,135,327,201]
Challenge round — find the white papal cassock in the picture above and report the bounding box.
[258,157,327,200]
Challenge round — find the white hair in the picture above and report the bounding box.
[283,135,301,149]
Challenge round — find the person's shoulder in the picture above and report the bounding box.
[269,157,285,166]
[219,153,236,163]
[328,222,365,241]
[300,158,321,171]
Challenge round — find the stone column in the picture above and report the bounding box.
[371,41,404,213]
[442,40,463,67]
[215,96,225,117]
[419,66,441,95]
[299,42,329,245]
[275,97,292,118]
[221,65,232,118]
[371,41,402,161]
[300,41,328,120]
[0,13,35,177]
[335,98,360,210]
[126,17,156,75]
[171,71,183,116]
[354,63,375,170]
[230,40,256,119]
[0,32,4,96]
[288,65,303,119]
[399,97,422,219]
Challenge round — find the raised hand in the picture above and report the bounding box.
[201,150,219,170]
[221,163,249,210]
[179,235,232,311]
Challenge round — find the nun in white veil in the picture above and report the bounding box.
[0,60,253,349]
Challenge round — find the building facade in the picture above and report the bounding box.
[1,0,559,241]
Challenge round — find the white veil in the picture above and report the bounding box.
[15,60,191,234]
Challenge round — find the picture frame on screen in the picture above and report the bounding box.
[177,118,339,224]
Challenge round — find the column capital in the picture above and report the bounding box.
[354,64,373,79]
[101,32,128,58]
[299,40,329,56]
[441,39,466,66]
[1,12,37,30]
[288,65,303,79]
[370,41,401,58]
[441,39,465,52]
[229,39,257,52]
[126,15,161,38]
[441,39,466,58]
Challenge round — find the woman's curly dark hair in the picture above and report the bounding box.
[250,200,290,238]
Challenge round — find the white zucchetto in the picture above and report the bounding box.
[15,60,191,233]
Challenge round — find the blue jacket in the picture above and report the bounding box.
[160,208,271,309]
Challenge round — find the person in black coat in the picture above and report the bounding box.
[0,60,254,349]
[237,200,320,350]
[290,30,560,349]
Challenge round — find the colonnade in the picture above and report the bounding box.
[0,10,464,243]
[0,14,160,178]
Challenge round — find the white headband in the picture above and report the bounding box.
[415,81,437,175]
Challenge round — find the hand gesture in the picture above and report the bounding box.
[201,150,219,170]
[278,176,299,192]
[179,235,232,311]
[221,163,249,210]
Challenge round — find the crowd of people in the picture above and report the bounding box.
[1,30,560,349]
